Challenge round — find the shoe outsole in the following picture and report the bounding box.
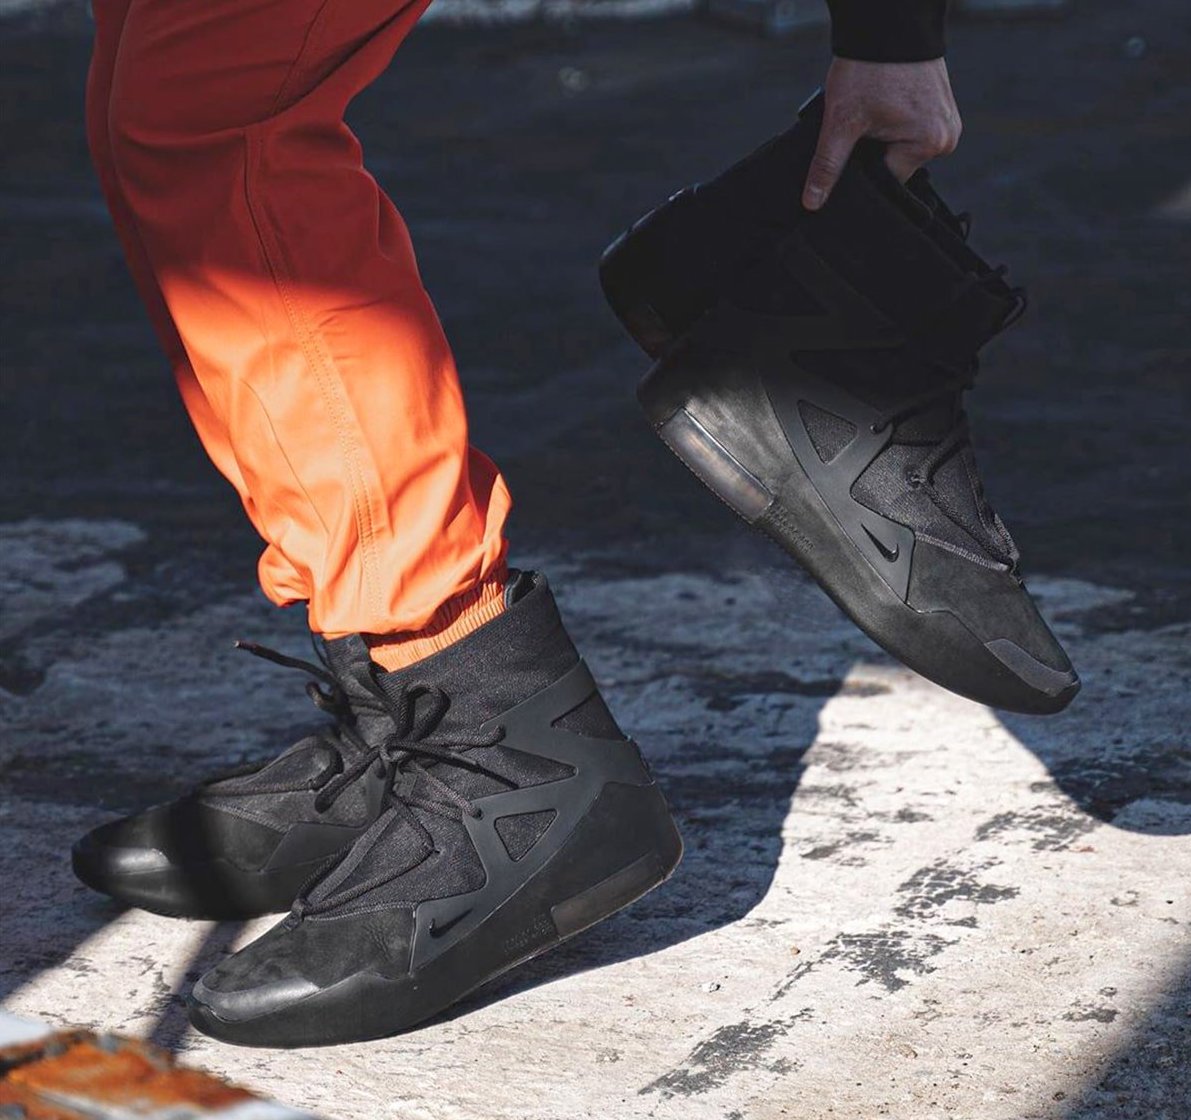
[188,779,684,1047]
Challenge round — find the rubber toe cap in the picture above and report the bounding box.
[188,907,415,1046]
[983,637,1080,714]
[72,819,172,885]
[191,973,320,1026]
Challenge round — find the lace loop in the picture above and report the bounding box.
[295,709,506,920]
[864,266,1024,570]
[227,641,509,918]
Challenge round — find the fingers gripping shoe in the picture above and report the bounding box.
[71,638,413,918]
[599,93,1079,715]
[188,571,683,1047]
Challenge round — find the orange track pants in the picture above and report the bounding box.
[87,0,511,638]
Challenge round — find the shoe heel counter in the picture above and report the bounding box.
[600,188,712,356]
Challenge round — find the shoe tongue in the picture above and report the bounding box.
[370,571,574,740]
[821,353,1011,563]
[321,634,398,747]
[302,806,433,912]
[932,447,1016,560]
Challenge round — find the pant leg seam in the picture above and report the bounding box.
[267,0,334,118]
[241,123,384,626]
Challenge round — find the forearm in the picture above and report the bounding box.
[826,0,948,63]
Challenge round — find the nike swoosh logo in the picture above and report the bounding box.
[862,524,900,563]
[428,908,472,939]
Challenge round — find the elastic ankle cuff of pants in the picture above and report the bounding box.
[365,566,508,671]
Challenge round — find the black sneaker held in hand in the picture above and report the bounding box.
[72,636,410,918]
[600,91,1078,715]
[188,571,682,1047]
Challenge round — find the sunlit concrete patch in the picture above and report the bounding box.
[0,1012,53,1047]
[1,547,1188,1119]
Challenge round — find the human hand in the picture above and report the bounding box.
[802,56,962,211]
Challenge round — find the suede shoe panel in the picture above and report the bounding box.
[907,541,1073,671]
[201,906,416,994]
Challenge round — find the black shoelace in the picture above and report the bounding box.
[867,261,1028,570]
[229,642,507,920]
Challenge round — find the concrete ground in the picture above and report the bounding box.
[1,2,1189,1118]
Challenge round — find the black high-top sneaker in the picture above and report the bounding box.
[188,571,682,1047]
[598,92,1078,715]
[71,637,411,918]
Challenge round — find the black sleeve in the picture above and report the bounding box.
[826,0,948,63]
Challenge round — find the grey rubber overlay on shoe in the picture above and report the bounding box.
[408,659,653,971]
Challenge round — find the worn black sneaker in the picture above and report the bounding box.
[188,571,682,1047]
[599,93,1079,715]
[71,637,409,918]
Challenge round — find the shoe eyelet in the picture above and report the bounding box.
[906,474,925,490]
[470,807,484,820]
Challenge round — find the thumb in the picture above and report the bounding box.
[802,110,862,211]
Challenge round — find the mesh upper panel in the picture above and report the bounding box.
[495,810,558,861]
[794,350,1013,565]
[798,401,857,463]
[551,692,625,738]
[296,574,612,918]
[850,442,1014,564]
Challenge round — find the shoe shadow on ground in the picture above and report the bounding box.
[446,611,1191,1020]
[1057,952,1191,1118]
[145,919,247,1051]
[1005,706,1191,839]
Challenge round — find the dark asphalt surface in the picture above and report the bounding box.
[2,1,1189,621]
[1,2,1189,1115]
